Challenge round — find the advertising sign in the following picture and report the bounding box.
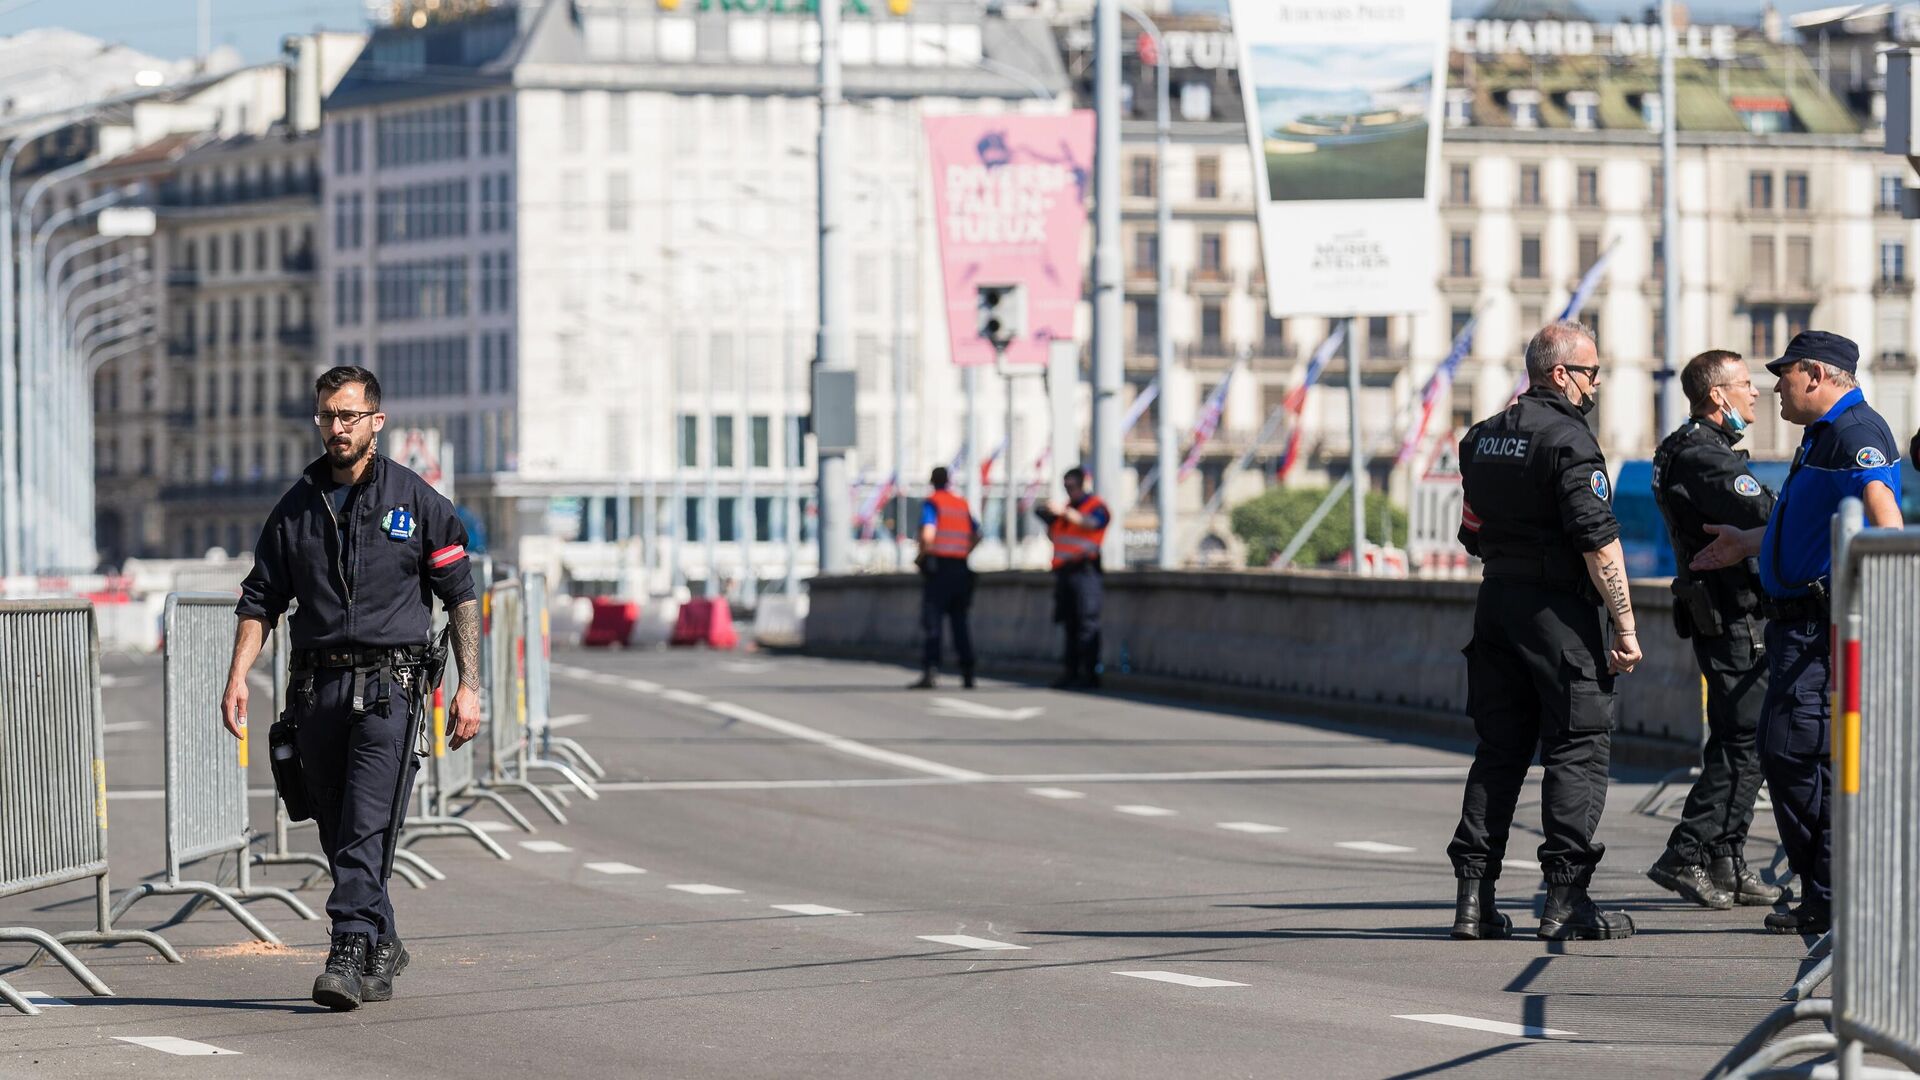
[1229,0,1448,317]
[924,112,1096,366]
[390,427,454,502]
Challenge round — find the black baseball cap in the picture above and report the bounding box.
[1768,330,1859,376]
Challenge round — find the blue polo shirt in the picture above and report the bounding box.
[1758,389,1903,598]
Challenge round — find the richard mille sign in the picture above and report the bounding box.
[1451,19,1738,61]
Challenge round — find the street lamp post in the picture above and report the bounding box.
[1118,4,1174,569]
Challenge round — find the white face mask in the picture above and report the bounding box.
[1717,391,1746,434]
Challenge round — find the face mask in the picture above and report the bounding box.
[1575,391,1598,417]
[1718,392,1747,436]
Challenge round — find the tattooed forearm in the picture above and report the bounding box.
[451,600,482,690]
[1583,540,1635,631]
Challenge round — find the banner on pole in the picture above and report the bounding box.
[1229,0,1448,317]
[924,112,1096,367]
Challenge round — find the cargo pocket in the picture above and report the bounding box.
[1560,648,1617,733]
[1785,677,1831,757]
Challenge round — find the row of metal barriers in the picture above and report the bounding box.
[0,571,603,1016]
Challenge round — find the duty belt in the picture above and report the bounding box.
[1481,553,1586,584]
[290,645,430,671]
[1760,595,1828,622]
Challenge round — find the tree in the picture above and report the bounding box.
[1228,485,1409,569]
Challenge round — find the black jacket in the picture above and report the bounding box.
[1458,388,1619,588]
[1653,416,1773,614]
[236,453,477,648]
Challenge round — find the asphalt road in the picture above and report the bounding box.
[0,646,1840,1078]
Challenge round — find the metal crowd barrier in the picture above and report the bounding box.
[524,572,605,784]
[0,601,178,1015]
[473,580,568,822]
[110,594,318,944]
[1709,500,1920,1080]
[398,617,513,863]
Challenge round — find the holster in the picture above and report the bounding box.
[1670,578,1724,639]
[269,712,311,822]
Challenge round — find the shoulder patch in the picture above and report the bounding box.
[1733,475,1763,497]
[1590,470,1610,501]
[1857,446,1890,468]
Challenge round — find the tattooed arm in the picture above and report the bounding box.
[446,599,483,749]
[1582,540,1641,674]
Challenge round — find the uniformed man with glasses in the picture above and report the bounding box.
[223,365,483,1009]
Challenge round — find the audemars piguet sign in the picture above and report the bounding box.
[1229,0,1447,317]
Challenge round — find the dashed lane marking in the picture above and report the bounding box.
[702,701,988,783]
[1503,859,1542,874]
[661,689,710,707]
[1216,822,1288,834]
[114,1036,241,1056]
[585,862,646,875]
[1394,1014,1575,1039]
[771,904,859,917]
[1027,787,1087,799]
[518,840,573,854]
[1114,805,1178,817]
[917,935,1029,951]
[668,883,744,895]
[1114,971,1248,988]
[1336,841,1416,854]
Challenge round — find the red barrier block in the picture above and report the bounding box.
[670,599,710,647]
[583,597,640,648]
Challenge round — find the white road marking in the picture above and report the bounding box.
[101,721,149,735]
[546,713,591,730]
[588,765,1478,794]
[1394,1014,1575,1038]
[623,678,662,693]
[1027,787,1087,799]
[1337,841,1416,854]
[518,840,573,854]
[114,1036,241,1056]
[928,697,1043,722]
[1003,765,1480,783]
[668,883,743,895]
[469,820,514,833]
[771,904,858,916]
[1114,971,1248,988]
[596,778,961,792]
[1114,805,1178,817]
[917,935,1029,951]
[19,992,73,1007]
[585,862,646,875]
[661,689,710,707]
[1503,859,1542,874]
[1216,821,1288,834]
[722,661,772,674]
[703,701,987,782]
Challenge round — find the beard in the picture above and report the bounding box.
[325,431,374,469]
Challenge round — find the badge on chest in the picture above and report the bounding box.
[381,507,416,541]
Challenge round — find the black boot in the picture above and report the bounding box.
[1764,900,1830,935]
[312,932,371,1011]
[1450,879,1512,941]
[1711,855,1783,906]
[961,666,976,690]
[362,937,410,1003]
[908,668,936,690]
[1647,851,1734,910]
[1537,884,1635,940]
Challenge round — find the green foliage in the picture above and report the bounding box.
[1228,485,1409,569]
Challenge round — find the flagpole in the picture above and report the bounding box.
[1345,316,1367,576]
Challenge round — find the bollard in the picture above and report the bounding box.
[0,600,179,1015]
[110,594,319,945]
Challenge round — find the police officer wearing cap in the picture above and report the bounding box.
[1645,350,1783,911]
[1691,330,1904,935]
[222,366,483,1009]
[911,466,980,690]
[1035,467,1110,689]
[1447,321,1641,942]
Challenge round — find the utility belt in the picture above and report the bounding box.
[290,645,430,672]
[273,637,447,825]
[1760,583,1829,623]
[1482,551,1586,585]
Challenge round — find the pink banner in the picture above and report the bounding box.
[925,112,1095,367]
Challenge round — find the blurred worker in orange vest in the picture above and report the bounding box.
[1034,466,1110,689]
[911,466,980,690]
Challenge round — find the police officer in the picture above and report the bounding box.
[1034,467,1109,690]
[1448,321,1641,942]
[1691,331,1904,935]
[1644,350,1782,910]
[911,466,980,690]
[222,366,482,1010]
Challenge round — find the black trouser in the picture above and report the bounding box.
[1757,617,1832,906]
[920,558,976,671]
[1663,614,1769,865]
[1448,578,1615,887]
[293,665,419,941]
[1053,561,1102,679]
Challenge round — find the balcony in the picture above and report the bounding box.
[1876,350,1915,371]
[277,325,315,348]
[1187,268,1232,295]
[1256,337,1297,361]
[1874,276,1914,297]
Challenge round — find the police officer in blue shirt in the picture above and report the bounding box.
[1692,330,1904,935]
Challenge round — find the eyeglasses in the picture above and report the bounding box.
[313,410,377,429]
[1562,364,1601,383]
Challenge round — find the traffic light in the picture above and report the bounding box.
[975,284,1026,351]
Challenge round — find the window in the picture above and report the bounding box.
[1750,307,1777,358]
[789,414,810,468]
[753,496,774,542]
[1131,231,1157,275]
[1568,92,1598,131]
[751,415,771,468]
[1881,240,1906,284]
[1367,315,1393,360]
[1518,234,1542,280]
[1132,299,1157,351]
[1450,307,1472,342]
[1786,306,1812,341]
[1786,236,1812,288]
[1577,233,1599,272]
[1195,155,1219,199]
[1447,163,1471,205]
[1575,166,1599,208]
[1784,171,1809,211]
[716,497,738,543]
[1641,92,1665,132]
[678,414,698,466]
[252,295,265,340]
[608,170,630,231]
[1449,232,1472,277]
[1651,306,1665,356]
[1518,164,1541,206]
[1445,88,1472,128]
[1651,163,1665,209]
[1200,303,1223,350]
[1749,171,1774,211]
[715,416,735,468]
[1261,314,1290,358]
[1128,157,1154,198]
[1198,232,1223,279]
[479,98,492,156]
[1749,235,1774,289]
[1651,234,1665,281]
[1880,172,1905,213]
[1508,90,1540,129]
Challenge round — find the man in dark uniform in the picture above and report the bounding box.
[221,366,483,1009]
[1034,467,1109,690]
[1448,321,1641,942]
[910,466,980,690]
[1691,331,1903,935]
[1645,350,1783,910]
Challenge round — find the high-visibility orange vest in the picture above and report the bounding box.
[925,490,974,560]
[1049,495,1109,569]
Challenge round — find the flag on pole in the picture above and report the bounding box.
[1120,379,1159,434]
[978,435,1009,488]
[1511,239,1616,399]
[1395,315,1477,466]
[1019,447,1053,513]
[948,440,969,474]
[1274,323,1349,483]
[1177,368,1236,481]
[854,471,896,533]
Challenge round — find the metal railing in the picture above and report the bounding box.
[397,607,513,864]
[0,601,177,1015]
[109,594,317,944]
[1708,499,1920,1079]
[473,580,569,822]
[524,571,605,785]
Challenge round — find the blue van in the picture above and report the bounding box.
[1615,455,1920,578]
